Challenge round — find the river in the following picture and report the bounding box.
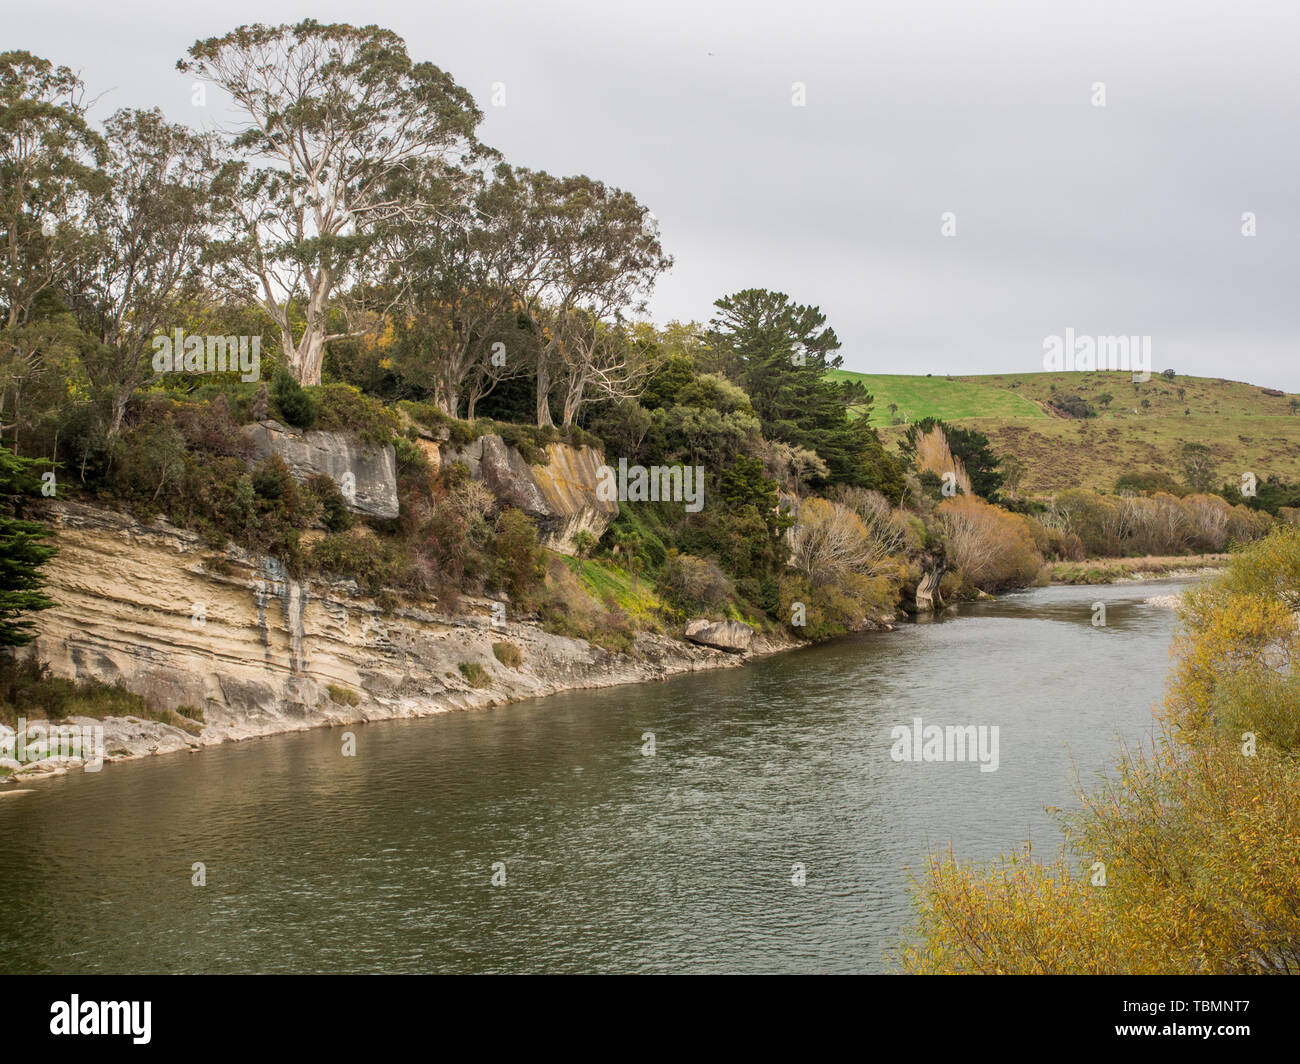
[0,579,1193,974]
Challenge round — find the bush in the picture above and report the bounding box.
[308,529,409,594]
[1169,527,1300,751]
[788,496,904,586]
[681,504,787,585]
[901,529,1300,974]
[492,508,545,601]
[1023,514,1084,562]
[112,421,188,507]
[656,551,734,614]
[778,569,895,640]
[326,683,361,706]
[1114,470,1186,497]
[1047,393,1096,418]
[312,383,401,445]
[458,662,490,688]
[171,396,253,458]
[491,641,523,668]
[392,435,428,474]
[936,495,1043,592]
[307,474,353,533]
[272,368,317,429]
[0,656,193,733]
[604,507,670,573]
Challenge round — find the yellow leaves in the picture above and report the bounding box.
[936,494,1043,591]
[903,527,1300,974]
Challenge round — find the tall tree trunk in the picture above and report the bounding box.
[109,391,129,438]
[442,386,460,420]
[536,361,553,428]
[562,365,588,429]
[297,332,327,387]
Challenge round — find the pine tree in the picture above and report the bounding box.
[707,289,904,497]
[0,446,58,647]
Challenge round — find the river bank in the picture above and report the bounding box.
[0,620,806,784]
[2,501,816,785]
[1049,553,1230,585]
[1,502,1218,788]
[0,577,1197,973]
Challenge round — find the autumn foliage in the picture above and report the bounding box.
[936,494,1043,592]
[900,527,1300,974]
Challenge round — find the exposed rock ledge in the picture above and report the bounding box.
[243,420,399,519]
[441,434,618,556]
[684,619,753,653]
[7,500,795,781]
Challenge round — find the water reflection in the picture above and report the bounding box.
[0,580,1194,974]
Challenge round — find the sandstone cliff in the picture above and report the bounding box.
[243,420,399,519]
[441,434,618,555]
[245,422,618,556]
[16,500,787,775]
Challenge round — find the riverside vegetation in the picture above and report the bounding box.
[1,20,1296,975]
[900,527,1300,974]
[0,26,1291,721]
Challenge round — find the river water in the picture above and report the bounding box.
[0,579,1193,974]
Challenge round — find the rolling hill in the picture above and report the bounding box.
[833,370,1300,495]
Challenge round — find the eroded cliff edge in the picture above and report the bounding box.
[17,500,790,774]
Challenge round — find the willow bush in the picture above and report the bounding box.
[899,527,1300,974]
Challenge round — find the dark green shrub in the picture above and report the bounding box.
[308,530,409,594]
[492,508,545,601]
[111,421,189,508]
[307,474,352,533]
[1115,470,1188,497]
[1048,393,1096,419]
[312,383,401,444]
[272,368,317,429]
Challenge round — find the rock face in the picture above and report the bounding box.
[442,434,618,555]
[21,501,778,771]
[243,420,399,519]
[683,618,753,654]
[916,566,946,612]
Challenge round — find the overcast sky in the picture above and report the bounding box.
[17,0,1300,389]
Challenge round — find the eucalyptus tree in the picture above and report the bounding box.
[542,310,640,429]
[179,20,489,386]
[70,108,228,435]
[480,165,670,428]
[0,51,104,448]
[381,164,516,418]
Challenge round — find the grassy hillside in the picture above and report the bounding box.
[836,369,1300,495]
[827,370,1046,425]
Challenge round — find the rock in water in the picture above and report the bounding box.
[916,566,945,612]
[684,619,753,653]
